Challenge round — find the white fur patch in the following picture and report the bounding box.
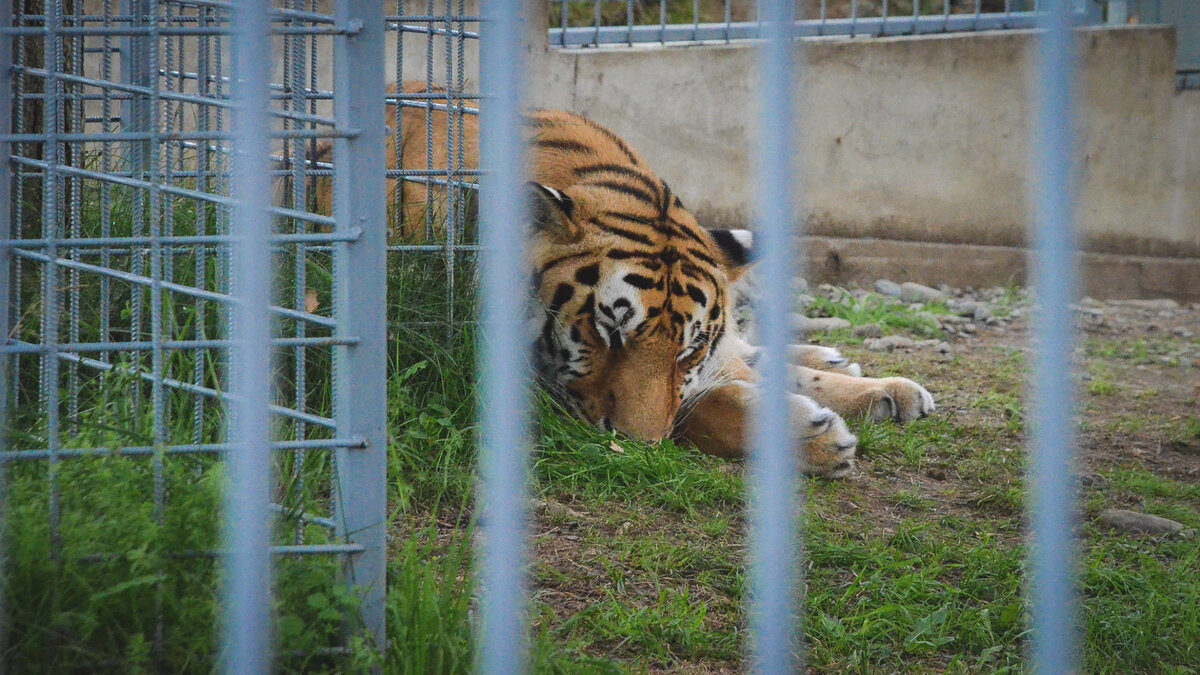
[729,229,754,251]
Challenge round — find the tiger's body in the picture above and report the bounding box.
[326,85,935,477]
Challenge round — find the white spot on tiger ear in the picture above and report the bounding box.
[539,184,564,201]
[730,229,753,251]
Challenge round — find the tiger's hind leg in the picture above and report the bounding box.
[675,380,859,478]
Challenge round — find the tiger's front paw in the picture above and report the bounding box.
[864,377,936,423]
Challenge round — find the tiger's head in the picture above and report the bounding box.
[527,182,752,443]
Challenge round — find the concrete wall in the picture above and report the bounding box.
[65,1,1200,299]
[525,22,1200,299]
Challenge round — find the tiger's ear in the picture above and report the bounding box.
[707,228,754,279]
[528,182,580,244]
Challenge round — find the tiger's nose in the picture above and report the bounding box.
[609,411,675,444]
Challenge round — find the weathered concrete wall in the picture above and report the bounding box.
[528,26,1199,260]
[67,2,1200,298]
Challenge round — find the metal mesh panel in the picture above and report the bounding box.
[548,0,1101,46]
[0,0,400,665]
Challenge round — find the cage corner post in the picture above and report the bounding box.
[332,0,389,659]
[0,0,13,426]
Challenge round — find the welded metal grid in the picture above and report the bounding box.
[548,0,1103,45]
[0,0,487,664]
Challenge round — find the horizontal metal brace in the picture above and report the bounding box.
[0,230,360,249]
[1,335,356,355]
[10,248,338,329]
[36,348,338,429]
[0,438,367,462]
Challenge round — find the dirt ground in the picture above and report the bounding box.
[522,290,1200,672]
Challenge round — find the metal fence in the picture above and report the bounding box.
[548,0,1104,46]
[2,0,1081,672]
[0,0,476,667]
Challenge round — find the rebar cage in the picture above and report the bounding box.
[0,0,476,666]
[548,0,1103,47]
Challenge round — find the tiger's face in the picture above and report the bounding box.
[528,183,749,443]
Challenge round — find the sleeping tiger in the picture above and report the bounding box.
[316,84,935,477]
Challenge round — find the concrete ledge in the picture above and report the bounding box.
[805,236,1200,302]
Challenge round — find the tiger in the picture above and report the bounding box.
[315,83,936,477]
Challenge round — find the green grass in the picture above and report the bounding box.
[805,292,945,339]
[6,187,1200,671]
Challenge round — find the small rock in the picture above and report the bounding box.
[792,277,809,293]
[963,322,977,333]
[926,468,947,481]
[865,335,915,352]
[1079,474,1107,487]
[900,281,947,303]
[1111,298,1179,311]
[535,499,586,520]
[1099,509,1186,535]
[852,323,883,338]
[792,315,851,334]
[874,279,902,297]
[934,341,951,355]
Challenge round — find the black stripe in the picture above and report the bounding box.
[574,163,661,196]
[666,219,708,246]
[623,273,656,290]
[535,138,593,154]
[574,263,601,286]
[659,183,673,224]
[582,117,640,165]
[592,180,657,206]
[686,284,708,307]
[548,283,575,313]
[536,252,592,289]
[682,245,718,267]
[590,217,655,246]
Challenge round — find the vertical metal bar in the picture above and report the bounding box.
[123,0,151,415]
[0,3,12,658]
[220,0,274,671]
[692,0,699,39]
[851,0,858,35]
[0,0,13,448]
[100,0,114,365]
[476,0,529,671]
[66,0,83,434]
[626,0,634,45]
[659,0,666,43]
[192,1,211,445]
[10,0,25,397]
[444,0,458,321]
[145,2,167,661]
[594,0,602,48]
[724,0,731,42]
[288,0,309,544]
[43,0,65,572]
[750,0,801,671]
[424,0,436,241]
[331,0,388,654]
[1029,0,1079,672]
[559,0,568,46]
